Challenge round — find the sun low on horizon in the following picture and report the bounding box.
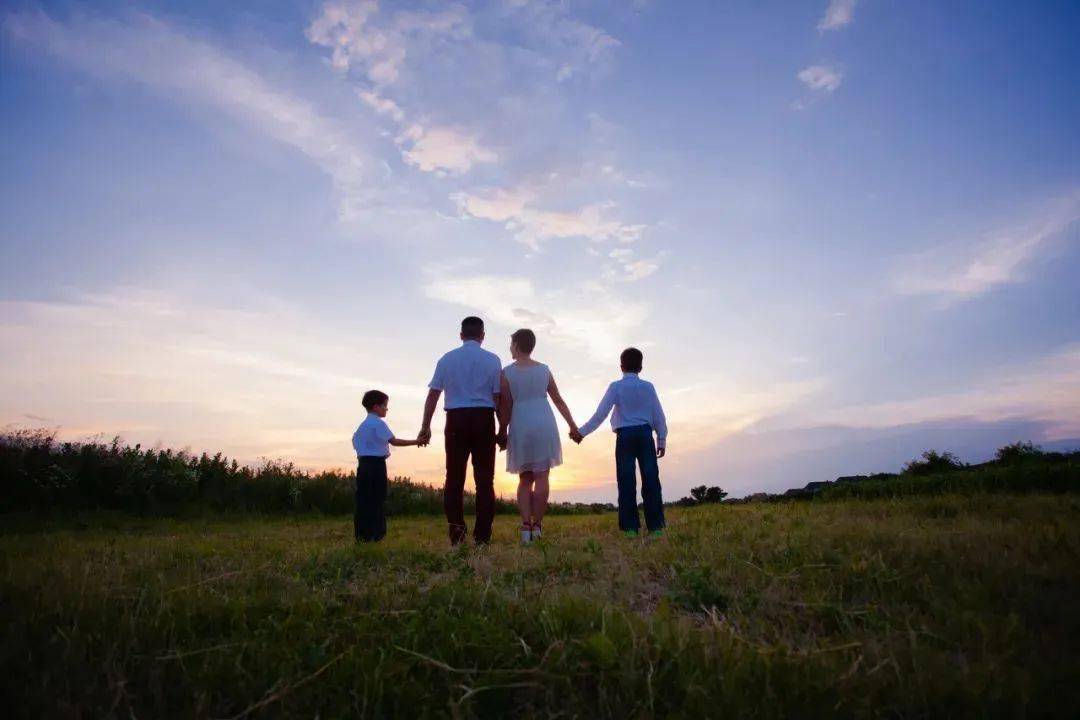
[2,0,1079,502]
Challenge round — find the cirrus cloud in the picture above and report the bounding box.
[797,64,844,93]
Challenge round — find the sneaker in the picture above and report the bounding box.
[532,523,542,540]
[624,529,639,538]
[521,523,534,544]
[649,529,664,538]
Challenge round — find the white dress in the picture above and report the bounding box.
[504,363,563,474]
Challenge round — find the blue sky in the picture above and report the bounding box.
[1,0,1078,500]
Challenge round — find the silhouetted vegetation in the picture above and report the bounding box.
[901,449,966,476]
[0,430,608,517]
[994,440,1045,464]
[723,443,1080,504]
[672,485,728,506]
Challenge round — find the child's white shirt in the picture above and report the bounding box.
[352,413,394,458]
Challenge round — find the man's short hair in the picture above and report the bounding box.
[511,328,536,354]
[620,347,643,373]
[362,389,389,411]
[461,316,485,339]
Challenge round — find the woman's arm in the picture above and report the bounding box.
[497,371,513,448]
[547,374,578,434]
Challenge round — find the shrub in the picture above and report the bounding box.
[902,450,966,476]
[994,441,1045,464]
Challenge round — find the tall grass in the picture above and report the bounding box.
[0,429,521,516]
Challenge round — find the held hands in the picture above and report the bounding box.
[495,430,507,451]
[417,427,432,447]
[569,428,583,444]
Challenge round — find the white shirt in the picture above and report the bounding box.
[428,340,502,410]
[578,373,668,448]
[352,413,394,458]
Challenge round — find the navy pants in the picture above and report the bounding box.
[355,456,388,542]
[443,408,496,545]
[615,425,665,532]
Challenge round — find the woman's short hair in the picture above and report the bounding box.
[511,328,536,354]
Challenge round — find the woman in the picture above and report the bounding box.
[498,328,579,543]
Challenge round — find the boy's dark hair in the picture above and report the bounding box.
[620,347,643,373]
[362,390,389,411]
[461,316,485,339]
[511,328,536,354]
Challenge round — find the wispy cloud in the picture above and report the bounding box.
[453,188,645,250]
[797,64,844,93]
[358,88,404,121]
[818,0,858,32]
[603,248,668,282]
[397,124,497,175]
[501,0,621,82]
[0,288,430,469]
[422,273,648,361]
[3,9,375,221]
[795,344,1080,441]
[892,190,1080,300]
[306,1,470,87]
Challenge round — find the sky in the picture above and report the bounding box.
[1,0,1079,502]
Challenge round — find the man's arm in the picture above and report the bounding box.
[496,371,511,450]
[577,384,617,439]
[489,357,504,441]
[419,388,441,444]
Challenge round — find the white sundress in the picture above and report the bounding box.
[504,363,563,474]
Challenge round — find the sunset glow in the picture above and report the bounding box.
[2,1,1078,501]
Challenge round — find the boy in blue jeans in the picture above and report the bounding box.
[573,348,668,537]
[351,390,425,542]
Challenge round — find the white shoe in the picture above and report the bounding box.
[531,524,542,540]
[521,527,533,544]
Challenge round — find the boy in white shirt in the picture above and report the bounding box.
[573,348,668,537]
[351,390,425,542]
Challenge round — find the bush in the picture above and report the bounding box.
[902,450,966,476]
[994,441,1045,464]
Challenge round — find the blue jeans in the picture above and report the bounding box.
[615,425,665,532]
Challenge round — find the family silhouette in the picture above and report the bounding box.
[351,316,668,545]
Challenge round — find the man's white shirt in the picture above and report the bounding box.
[578,373,668,448]
[352,413,394,458]
[428,340,502,410]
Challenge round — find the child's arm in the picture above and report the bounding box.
[576,383,617,441]
[389,437,424,448]
[547,373,579,437]
[652,386,668,458]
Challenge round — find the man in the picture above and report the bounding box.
[419,316,504,545]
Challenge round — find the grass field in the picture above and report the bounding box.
[3,495,1079,718]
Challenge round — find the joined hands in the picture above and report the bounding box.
[569,428,583,444]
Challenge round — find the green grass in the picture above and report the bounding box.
[3,495,1079,718]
